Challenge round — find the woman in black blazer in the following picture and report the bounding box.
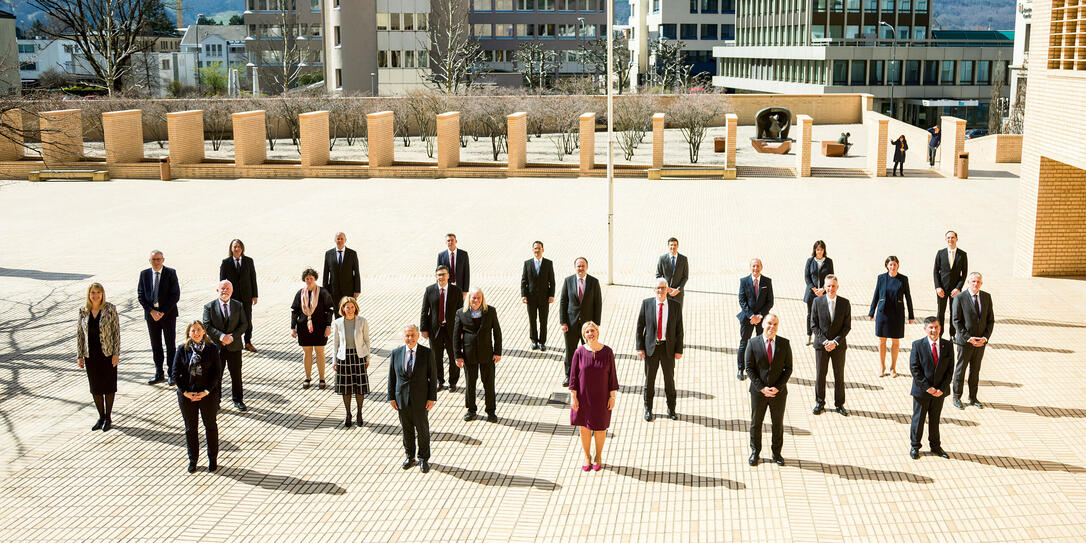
[891,135,908,176]
[291,268,335,389]
[803,240,834,345]
[173,321,222,473]
[454,287,503,423]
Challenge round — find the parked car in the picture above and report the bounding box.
[965,128,989,139]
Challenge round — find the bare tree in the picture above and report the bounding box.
[1006,78,1025,135]
[988,54,1006,135]
[428,0,485,94]
[668,93,721,164]
[650,39,691,92]
[581,37,633,94]
[514,42,559,93]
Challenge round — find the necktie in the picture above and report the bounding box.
[973,294,981,316]
[829,298,835,319]
[753,277,759,297]
[766,339,773,365]
[948,250,955,268]
[152,271,160,304]
[222,302,229,320]
[535,259,540,274]
[439,288,445,323]
[337,250,343,266]
[577,278,584,301]
[406,349,415,375]
[235,258,240,270]
[932,341,939,368]
[671,255,676,273]
[657,303,664,341]
[450,252,456,281]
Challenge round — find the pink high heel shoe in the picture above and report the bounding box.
[592,464,602,471]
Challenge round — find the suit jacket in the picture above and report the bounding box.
[332,316,371,360]
[201,298,248,352]
[436,248,470,291]
[323,247,361,301]
[521,257,556,301]
[453,307,503,364]
[933,248,968,292]
[909,337,954,398]
[803,257,834,303]
[635,297,684,357]
[137,266,180,318]
[172,342,222,395]
[219,255,259,302]
[736,275,774,322]
[744,335,793,394]
[951,290,994,345]
[559,274,603,326]
[656,253,689,293]
[420,283,464,336]
[76,302,120,358]
[387,344,438,411]
[810,295,851,350]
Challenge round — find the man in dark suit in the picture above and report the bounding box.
[810,275,851,416]
[933,230,967,337]
[736,258,774,381]
[137,250,181,385]
[656,237,689,305]
[909,317,953,460]
[219,239,259,352]
[559,257,603,386]
[636,279,684,421]
[521,241,556,351]
[420,265,463,391]
[323,232,361,310]
[436,233,470,295]
[950,272,994,410]
[745,313,791,466]
[388,325,437,473]
[202,280,249,411]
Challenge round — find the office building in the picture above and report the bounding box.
[627,0,737,88]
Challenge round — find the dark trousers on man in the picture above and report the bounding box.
[737,321,764,373]
[750,391,787,456]
[910,395,944,449]
[526,297,550,346]
[936,295,956,338]
[928,145,938,167]
[431,327,458,388]
[814,347,847,409]
[644,345,676,412]
[219,349,243,403]
[146,313,177,379]
[178,392,219,464]
[464,361,496,416]
[239,298,254,345]
[563,319,586,378]
[398,407,431,460]
[953,343,985,402]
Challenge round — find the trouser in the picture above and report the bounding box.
[910,395,945,449]
[398,406,431,460]
[178,391,219,464]
[814,347,847,408]
[668,291,684,306]
[893,161,905,175]
[146,313,177,378]
[805,299,814,336]
[953,343,985,402]
[750,391,787,456]
[643,346,676,412]
[563,319,586,378]
[928,146,938,166]
[936,295,956,338]
[430,327,458,387]
[737,321,764,372]
[239,298,254,345]
[464,361,496,415]
[219,349,243,403]
[526,297,550,345]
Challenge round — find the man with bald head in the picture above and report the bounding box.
[389,324,438,473]
[736,258,774,381]
[202,280,249,411]
[636,278,684,421]
[323,232,361,309]
[137,250,181,385]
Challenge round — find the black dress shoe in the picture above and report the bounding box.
[737,372,746,381]
[835,407,849,417]
[463,412,477,421]
[448,385,458,393]
[667,411,678,420]
[402,458,417,470]
[952,399,964,410]
[420,460,430,473]
[486,414,498,423]
[772,455,785,466]
[539,344,547,352]
[970,400,983,409]
[187,462,197,473]
[562,378,569,387]
[909,448,920,459]
[812,406,824,415]
[531,342,539,350]
[148,376,164,385]
[748,452,759,466]
[356,410,363,427]
[91,418,104,431]
[932,448,949,459]
[644,410,653,422]
[167,379,175,386]
[208,461,218,472]
[234,401,247,412]
[101,418,111,432]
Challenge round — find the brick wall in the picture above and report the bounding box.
[652,113,665,169]
[0,109,24,161]
[102,110,145,164]
[579,112,596,172]
[939,116,966,178]
[232,110,267,167]
[436,112,460,170]
[994,134,1023,163]
[367,111,394,167]
[725,114,737,170]
[796,115,812,178]
[865,111,888,177]
[298,111,330,167]
[507,112,527,170]
[40,109,83,165]
[167,110,205,165]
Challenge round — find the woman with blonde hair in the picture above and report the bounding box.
[453,287,503,422]
[569,321,618,471]
[332,296,371,428]
[76,282,120,431]
[291,268,335,389]
[173,321,222,473]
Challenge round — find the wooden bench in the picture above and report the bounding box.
[648,168,730,180]
[751,139,792,154]
[28,170,110,182]
[821,141,846,157]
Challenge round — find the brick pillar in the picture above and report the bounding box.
[507,111,527,170]
[940,116,966,178]
[867,113,888,177]
[102,109,145,165]
[232,110,267,167]
[579,112,596,172]
[167,110,205,165]
[725,113,738,170]
[0,109,24,161]
[366,110,394,167]
[299,110,330,167]
[796,114,812,178]
[40,109,83,165]
[651,113,665,169]
[1015,157,1086,277]
[437,111,460,169]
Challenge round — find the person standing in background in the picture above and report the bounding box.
[76,283,120,431]
[137,250,180,385]
[219,239,259,353]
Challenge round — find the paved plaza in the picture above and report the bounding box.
[1,163,1085,542]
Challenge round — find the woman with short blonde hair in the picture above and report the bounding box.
[76,282,120,431]
[569,321,618,471]
[332,296,371,428]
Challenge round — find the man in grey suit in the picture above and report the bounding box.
[636,279,684,421]
[950,272,994,410]
[388,325,438,473]
[656,237,689,305]
[810,275,851,416]
[745,313,791,466]
[202,280,249,411]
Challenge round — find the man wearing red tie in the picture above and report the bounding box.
[437,233,470,299]
[636,279,684,422]
[908,316,953,460]
[745,313,791,466]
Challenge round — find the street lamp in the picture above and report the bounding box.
[880,21,897,119]
[577,17,587,78]
[196,13,204,88]
[246,61,260,95]
[370,72,376,96]
[606,0,614,285]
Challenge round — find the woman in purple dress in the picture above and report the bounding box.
[569,321,618,472]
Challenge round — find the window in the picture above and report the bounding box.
[916,0,927,11]
[403,14,414,30]
[862,25,876,38]
[418,50,429,67]
[831,0,843,12]
[161,59,170,70]
[539,0,554,9]
[17,44,34,54]
[517,24,535,37]
[496,0,513,10]
[474,0,491,10]
[815,0,826,11]
[846,25,859,39]
[897,26,909,40]
[390,50,400,67]
[976,60,991,84]
[832,60,848,85]
[923,60,938,85]
[335,68,341,88]
[701,24,718,40]
[559,0,574,10]
[474,24,492,37]
[881,0,892,9]
[940,60,955,84]
[887,59,901,84]
[681,24,697,40]
[378,50,387,67]
[851,60,866,84]
[518,0,534,9]
[310,0,319,10]
[701,0,718,12]
[390,13,401,31]
[404,50,415,67]
[869,59,884,84]
[417,14,429,30]
[959,60,974,85]
[847,0,859,12]
[376,13,388,30]
[864,0,876,11]
[653,0,659,12]
[829,25,843,38]
[913,26,926,39]
[538,24,555,37]
[721,0,734,12]
[721,24,734,40]
[690,0,698,13]
[811,25,826,39]
[558,24,576,38]
[20,62,36,71]
[898,0,910,9]
[660,24,676,39]
[904,60,920,85]
[496,24,514,38]
[583,24,597,38]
